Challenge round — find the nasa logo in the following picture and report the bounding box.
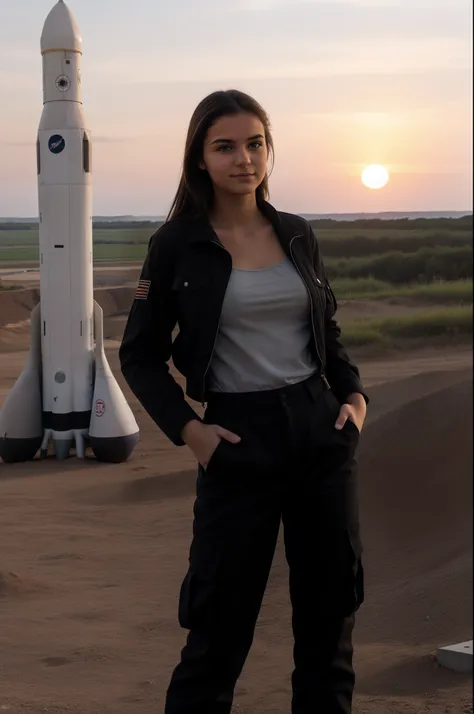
[95,399,105,418]
[48,134,65,154]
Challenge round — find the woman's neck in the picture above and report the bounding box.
[209,192,265,231]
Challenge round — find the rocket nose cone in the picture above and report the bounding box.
[40,0,82,54]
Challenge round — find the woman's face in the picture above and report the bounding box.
[200,112,268,198]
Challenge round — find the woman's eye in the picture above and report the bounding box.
[216,142,263,152]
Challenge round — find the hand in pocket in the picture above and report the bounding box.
[181,420,241,469]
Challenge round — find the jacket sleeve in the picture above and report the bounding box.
[119,225,202,446]
[308,222,369,406]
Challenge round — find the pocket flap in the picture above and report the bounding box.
[172,273,210,291]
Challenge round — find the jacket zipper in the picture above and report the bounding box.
[200,235,330,402]
[201,239,229,405]
[289,235,329,388]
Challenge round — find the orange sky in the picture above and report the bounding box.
[1,0,472,216]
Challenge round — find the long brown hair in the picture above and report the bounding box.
[166,89,274,221]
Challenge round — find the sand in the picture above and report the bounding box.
[0,291,472,713]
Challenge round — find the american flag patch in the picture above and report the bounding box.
[135,279,151,300]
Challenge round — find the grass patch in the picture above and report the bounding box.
[1,220,472,258]
[331,277,394,297]
[342,305,473,347]
[93,244,148,260]
[0,229,39,246]
[0,243,148,262]
[0,247,39,261]
[332,278,473,303]
[317,230,473,258]
[0,228,154,247]
[326,245,472,283]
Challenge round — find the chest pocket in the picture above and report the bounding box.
[172,273,210,292]
[171,271,212,328]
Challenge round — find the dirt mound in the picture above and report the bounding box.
[0,570,51,599]
[359,376,472,564]
[362,365,473,426]
[93,286,135,317]
[354,376,473,646]
[0,286,135,331]
[0,288,39,328]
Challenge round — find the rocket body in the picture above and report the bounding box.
[39,10,93,456]
[0,1,139,463]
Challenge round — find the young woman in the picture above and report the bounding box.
[119,89,368,714]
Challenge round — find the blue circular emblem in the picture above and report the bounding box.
[48,134,65,154]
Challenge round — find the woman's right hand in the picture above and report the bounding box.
[181,419,241,470]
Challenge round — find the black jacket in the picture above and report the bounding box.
[119,201,368,446]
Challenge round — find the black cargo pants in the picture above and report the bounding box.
[164,372,365,714]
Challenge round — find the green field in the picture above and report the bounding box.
[1,216,472,254]
[342,305,473,348]
[325,245,472,283]
[0,243,148,262]
[331,278,473,303]
[1,216,473,349]
[1,218,473,277]
[1,226,472,251]
[1,219,473,290]
[0,230,39,246]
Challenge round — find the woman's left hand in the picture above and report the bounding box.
[335,393,367,434]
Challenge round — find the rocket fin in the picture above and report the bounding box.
[0,303,43,463]
[88,300,139,463]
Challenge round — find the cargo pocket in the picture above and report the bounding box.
[315,526,365,617]
[178,567,219,631]
[342,526,365,616]
[177,535,225,631]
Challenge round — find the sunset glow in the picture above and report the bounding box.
[361,165,390,190]
[0,0,471,216]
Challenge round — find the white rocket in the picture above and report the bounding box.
[0,1,139,463]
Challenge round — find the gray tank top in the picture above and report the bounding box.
[207,256,317,393]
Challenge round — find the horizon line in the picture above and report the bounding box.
[1,209,472,221]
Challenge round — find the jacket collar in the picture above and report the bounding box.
[185,200,301,249]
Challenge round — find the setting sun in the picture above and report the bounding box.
[361,164,390,190]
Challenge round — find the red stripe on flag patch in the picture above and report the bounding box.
[135,279,151,300]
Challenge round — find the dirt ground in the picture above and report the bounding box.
[0,289,472,713]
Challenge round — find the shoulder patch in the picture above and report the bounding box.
[135,279,151,300]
